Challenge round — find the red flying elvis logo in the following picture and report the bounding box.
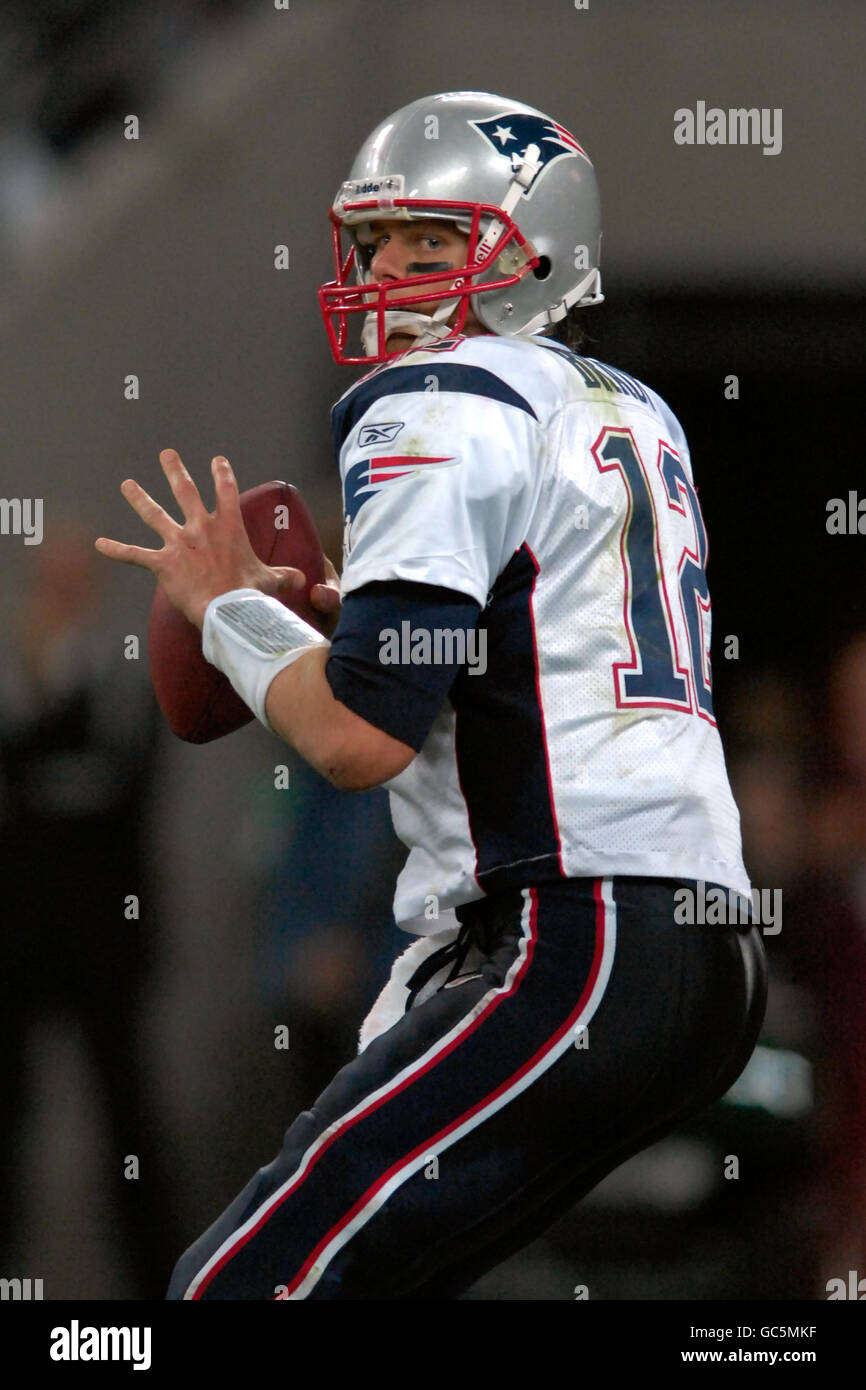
[367,455,454,484]
[344,453,458,522]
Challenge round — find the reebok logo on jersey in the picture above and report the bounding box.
[358,421,405,448]
[344,454,457,522]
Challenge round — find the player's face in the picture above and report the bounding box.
[360,218,484,347]
[363,218,468,302]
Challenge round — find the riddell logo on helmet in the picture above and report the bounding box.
[335,176,406,207]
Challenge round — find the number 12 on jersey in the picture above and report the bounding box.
[592,425,716,725]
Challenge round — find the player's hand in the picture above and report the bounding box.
[264,555,341,637]
[94,450,306,630]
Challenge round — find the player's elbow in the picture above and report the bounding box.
[318,722,415,792]
[324,764,383,793]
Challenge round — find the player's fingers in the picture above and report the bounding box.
[94,536,162,571]
[310,582,341,613]
[266,566,307,596]
[211,455,243,522]
[311,555,342,612]
[159,448,209,523]
[120,477,181,541]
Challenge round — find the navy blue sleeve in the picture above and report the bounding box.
[325,580,482,752]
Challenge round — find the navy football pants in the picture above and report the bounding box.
[166,877,767,1300]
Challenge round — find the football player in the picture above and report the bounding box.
[98,92,767,1299]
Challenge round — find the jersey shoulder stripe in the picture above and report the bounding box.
[331,361,538,453]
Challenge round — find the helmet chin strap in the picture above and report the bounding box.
[361,300,459,357]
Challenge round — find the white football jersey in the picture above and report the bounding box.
[331,334,751,930]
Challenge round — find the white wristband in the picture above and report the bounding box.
[202,588,329,732]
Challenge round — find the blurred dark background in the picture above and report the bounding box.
[0,0,863,1299]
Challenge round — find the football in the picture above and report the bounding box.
[148,480,326,743]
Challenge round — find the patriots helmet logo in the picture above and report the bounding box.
[469,111,590,194]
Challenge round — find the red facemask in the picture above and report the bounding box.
[319,198,538,365]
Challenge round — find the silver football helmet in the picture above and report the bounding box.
[319,91,603,363]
